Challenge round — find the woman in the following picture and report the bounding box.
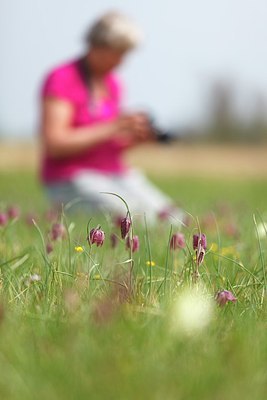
[40,12,184,223]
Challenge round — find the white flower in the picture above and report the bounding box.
[29,274,41,282]
[25,274,41,286]
[170,287,213,336]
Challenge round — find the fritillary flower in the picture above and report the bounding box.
[170,232,186,250]
[216,290,237,307]
[121,216,131,239]
[126,235,139,252]
[51,223,66,241]
[193,234,207,251]
[7,205,20,220]
[88,227,105,247]
[193,233,207,267]
[0,213,8,226]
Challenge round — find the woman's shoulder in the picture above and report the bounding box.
[41,58,82,100]
[44,58,80,82]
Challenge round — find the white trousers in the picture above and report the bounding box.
[46,169,184,223]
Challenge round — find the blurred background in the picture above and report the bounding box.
[0,0,267,175]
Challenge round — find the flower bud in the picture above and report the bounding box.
[88,227,105,247]
[216,290,237,307]
[121,216,131,239]
[126,235,139,252]
[170,232,186,250]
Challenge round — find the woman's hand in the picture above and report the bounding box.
[114,112,154,144]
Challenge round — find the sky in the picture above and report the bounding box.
[1,0,267,138]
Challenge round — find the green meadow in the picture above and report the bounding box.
[0,171,267,400]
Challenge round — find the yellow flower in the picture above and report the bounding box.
[93,274,101,280]
[75,246,84,252]
[211,243,239,258]
[146,261,156,267]
[220,246,239,258]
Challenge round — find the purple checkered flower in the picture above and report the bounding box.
[88,227,105,247]
[193,234,207,251]
[216,290,237,307]
[193,233,207,267]
[121,216,131,239]
[126,235,139,253]
[170,233,186,250]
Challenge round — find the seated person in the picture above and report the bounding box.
[40,11,184,223]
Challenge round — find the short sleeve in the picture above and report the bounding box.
[41,67,75,102]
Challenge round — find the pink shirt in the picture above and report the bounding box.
[41,58,127,183]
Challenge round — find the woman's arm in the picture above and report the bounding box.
[41,98,125,158]
[41,98,152,159]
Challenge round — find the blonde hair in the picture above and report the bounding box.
[85,11,142,51]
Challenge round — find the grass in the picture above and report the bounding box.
[0,171,267,400]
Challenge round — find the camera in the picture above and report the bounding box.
[149,116,173,143]
[151,124,172,143]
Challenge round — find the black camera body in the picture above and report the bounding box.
[151,124,172,143]
[149,116,174,143]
